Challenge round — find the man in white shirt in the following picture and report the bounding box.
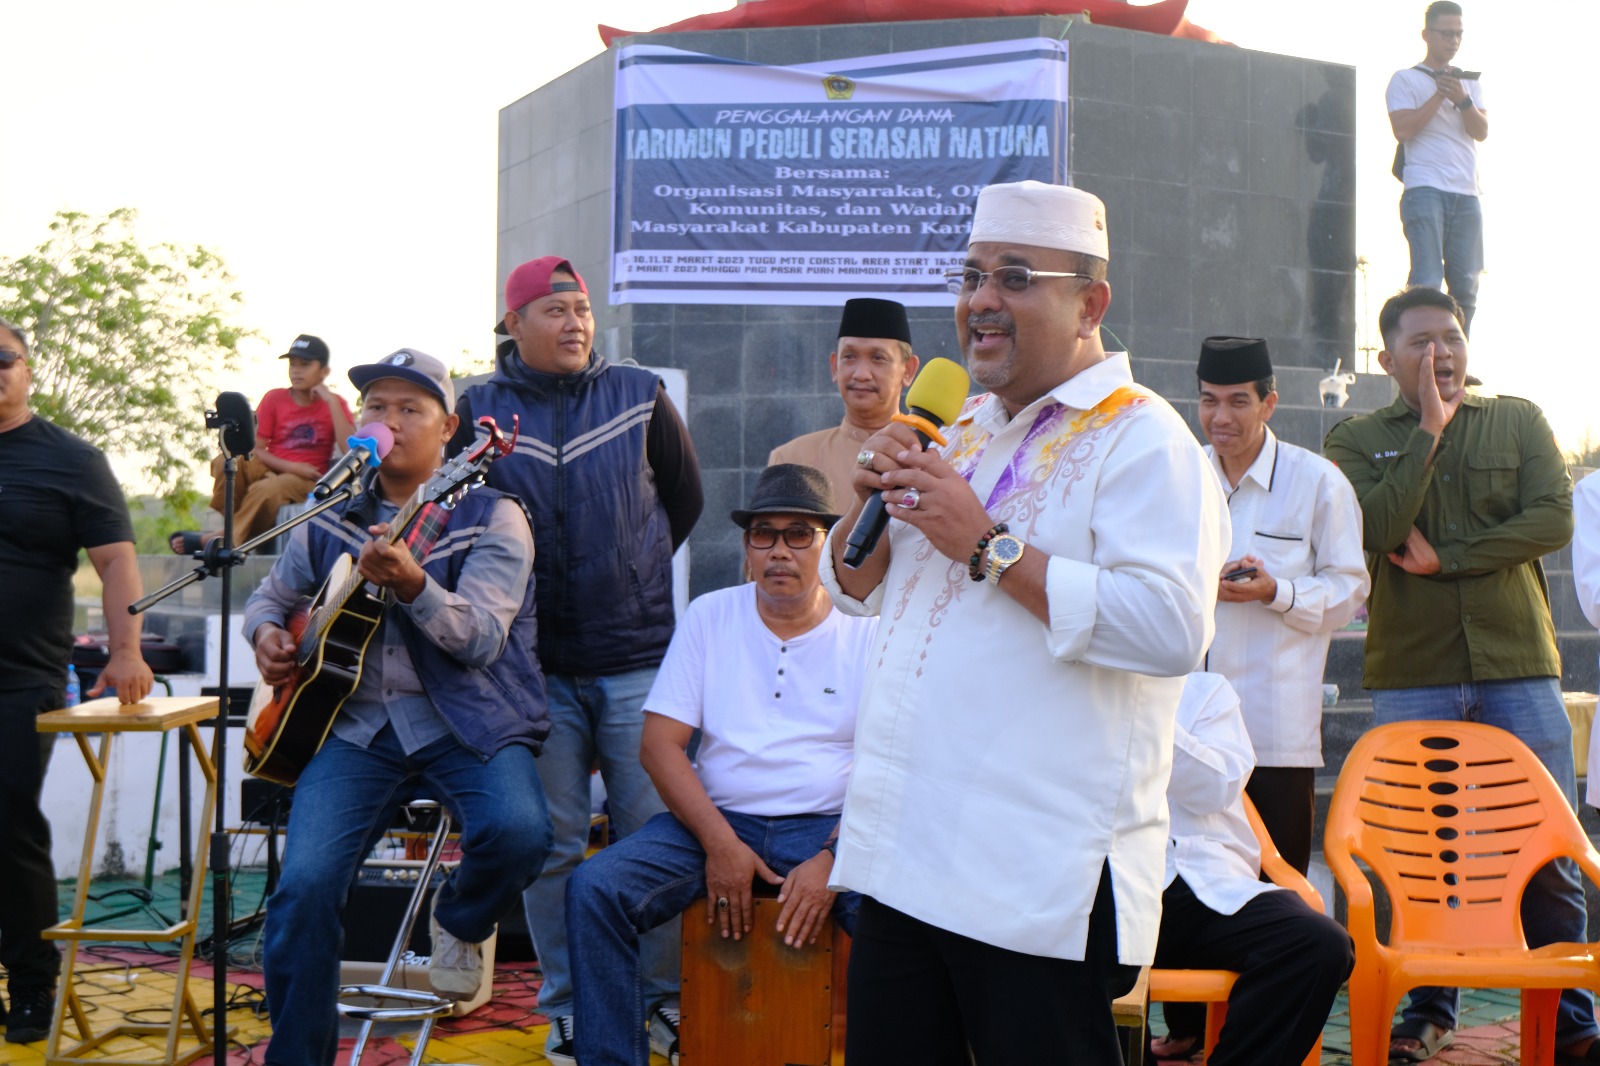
[769,298,920,512]
[1387,0,1488,332]
[1197,336,1368,873]
[566,464,875,1066]
[1147,673,1353,1066]
[827,179,1227,1064]
[1568,472,1600,812]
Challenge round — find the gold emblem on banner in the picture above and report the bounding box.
[821,74,855,100]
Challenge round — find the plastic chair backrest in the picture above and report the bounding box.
[1242,793,1324,910]
[1325,720,1587,950]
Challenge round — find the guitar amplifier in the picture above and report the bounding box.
[339,857,496,1015]
[341,859,446,960]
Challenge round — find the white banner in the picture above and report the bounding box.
[611,37,1071,306]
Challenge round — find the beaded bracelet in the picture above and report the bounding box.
[968,522,1009,582]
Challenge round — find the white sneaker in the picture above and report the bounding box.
[427,896,484,999]
[649,1001,680,1064]
[544,1015,576,1064]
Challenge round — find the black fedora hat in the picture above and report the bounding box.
[731,464,841,528]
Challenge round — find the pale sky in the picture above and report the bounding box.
[3,0,1588,469]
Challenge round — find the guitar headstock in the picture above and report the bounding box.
[416,415,519,509]
[464,414,518,464]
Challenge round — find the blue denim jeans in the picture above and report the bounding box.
[520,668,676,1022]
[261,727,553,1066]
[1370,678,1598,1045]
[568,810,859,1066]
[1399,185,1484,333]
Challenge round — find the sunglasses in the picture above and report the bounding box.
[745,525,826,550]
[0,350,26,368]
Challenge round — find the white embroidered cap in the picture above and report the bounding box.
[969,180,1109,261]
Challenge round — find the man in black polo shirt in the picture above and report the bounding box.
[0,316,153,1043]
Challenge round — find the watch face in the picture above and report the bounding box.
[992,536,1023,563]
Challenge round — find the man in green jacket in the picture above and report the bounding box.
[1323,286,1595,1065]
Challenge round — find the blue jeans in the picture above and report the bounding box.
[568,810,859,1066]
[262,727,553,1066]
[1370,678,1598,1045]
[520,668,676,1021]
[1399,185,1484,333]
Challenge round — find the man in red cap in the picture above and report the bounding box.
[451,256,703,1064]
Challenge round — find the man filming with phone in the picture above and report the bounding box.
[1387,0,1488,332]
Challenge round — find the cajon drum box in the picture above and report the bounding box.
[679,896,849,1066]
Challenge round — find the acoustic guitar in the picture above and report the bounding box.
[242,417,516,785]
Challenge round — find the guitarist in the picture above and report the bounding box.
[242,349,554,1066]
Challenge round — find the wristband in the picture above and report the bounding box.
[1455,96,1473,111]
[968,522,1009,582]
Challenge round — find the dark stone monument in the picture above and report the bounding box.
[495,15,1373,596]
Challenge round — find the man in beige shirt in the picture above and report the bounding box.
[769,299,919,511]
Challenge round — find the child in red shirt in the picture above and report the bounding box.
[172,334,353,551]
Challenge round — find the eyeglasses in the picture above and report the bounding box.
[943,266,1095,296]
[1427,27,1464,38]
[0,351,25,368]
[745,525,826,550]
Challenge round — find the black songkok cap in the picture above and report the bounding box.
[837,298,912,344]
[1197,336,1272,385]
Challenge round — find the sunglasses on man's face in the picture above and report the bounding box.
[0,350,26,368]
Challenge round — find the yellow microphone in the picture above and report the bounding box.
[842,357,971,568]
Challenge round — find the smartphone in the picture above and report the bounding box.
[1223,566,1259,582]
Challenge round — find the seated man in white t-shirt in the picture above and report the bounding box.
[1147,672,1353,1066]
[566,464,875,1066]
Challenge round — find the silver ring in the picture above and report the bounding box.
[856,448,876,469]
[901,488,920,510]
[716,896,729,910]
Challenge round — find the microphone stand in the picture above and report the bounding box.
[132,427,363,1065]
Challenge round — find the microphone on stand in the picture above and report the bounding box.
[312,423,395,500]
[842,357,971,569]
[212,392,257,458]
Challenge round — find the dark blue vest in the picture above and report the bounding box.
[304,487,549,759]
[460,352,676,677]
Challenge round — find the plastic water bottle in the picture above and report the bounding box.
[65,664,81,707]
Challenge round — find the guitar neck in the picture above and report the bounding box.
[307,487,448,645]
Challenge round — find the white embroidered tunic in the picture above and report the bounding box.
[821,354,1228,962]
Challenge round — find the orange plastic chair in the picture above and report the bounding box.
[1145,794,1325,1066]
[1323,720,1600,1066]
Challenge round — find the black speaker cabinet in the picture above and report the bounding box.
[340,860,445,961]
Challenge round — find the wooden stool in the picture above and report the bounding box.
[679,896,849,1066]
[1111,965,1150,1066]
[36,695,220,1066]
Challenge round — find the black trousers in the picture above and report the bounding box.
[1153,877,1353,1066]
[1243,765,1316,875]
[0,685,64,992]
[846,863,1139,1066]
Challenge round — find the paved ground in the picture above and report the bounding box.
[0,872,1547,1063]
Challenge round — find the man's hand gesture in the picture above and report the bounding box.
[1418,344,1466,439]
[1388,525,1442,575]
